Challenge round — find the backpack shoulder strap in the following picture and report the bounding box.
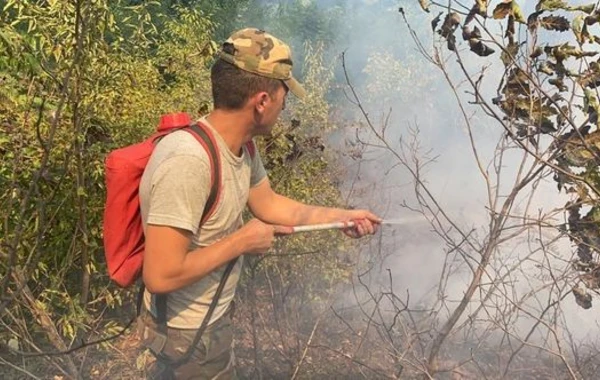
[245,139,256,159]
[154,121,221,328]
[186,122,222,224]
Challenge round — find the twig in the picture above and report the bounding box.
[0,355,43,380]
[290,310,324,380]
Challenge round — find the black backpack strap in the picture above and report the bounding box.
[157,258,238,368]
[136,282,145,316]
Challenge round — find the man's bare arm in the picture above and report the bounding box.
[143,219,291,293]
[247,179,381,236]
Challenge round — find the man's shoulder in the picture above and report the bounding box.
[153,130,211,161]
[142,130,212,179]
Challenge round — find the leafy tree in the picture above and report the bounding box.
[0,0,355,377]
[0,1,216,377]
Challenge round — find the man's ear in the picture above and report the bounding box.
[254,92,269,112]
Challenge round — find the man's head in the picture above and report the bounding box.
[211,28,305,112]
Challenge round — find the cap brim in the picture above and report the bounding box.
[285,77,306,99]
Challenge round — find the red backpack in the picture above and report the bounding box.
[102,112,255,287]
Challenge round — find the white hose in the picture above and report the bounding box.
[289,217,425,233]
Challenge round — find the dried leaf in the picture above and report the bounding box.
[469,39,495,56]
[504,68,531,95]
[465,5,478,26]
[551,44,599,59]
[465,1,488,25]
[540,118,557,133]
[440,12,461,39]
[493,1,512,19]
[538,61,555,75]
[578,61,600,88]
[549,78,568,92]
[440,12,455,38]
[545,44,593,61]
[447,33,457,51]
[431,12,443,31]
[506,15,515,41]
[530,46,544,59]
[418,0,431,13]
[501,42,519,66]
[546,45,564,61]
[566,48,598,58]
[493,1,526,23]
[581,272,600,289]
[528,11,543,33]
[462,26,471,41]
[462,25,482,40]
[586,12,600,25]
[449,12,462,27]
[540,15,570,31]
[573,286,592,309]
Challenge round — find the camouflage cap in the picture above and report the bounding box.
[218,28,306,99]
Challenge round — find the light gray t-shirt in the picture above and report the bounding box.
[139,118,267,328]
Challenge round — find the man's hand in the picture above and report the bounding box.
[238,218,293,255]
[340,209,381,238]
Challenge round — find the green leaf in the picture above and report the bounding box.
[573,15,586,43]
[476,0,489,14]
[3,0,17,12]
[512,2,527,23]
[584,88,600,120]
[536,0,568,12]
[568,3,596,14]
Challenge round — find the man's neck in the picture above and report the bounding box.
[205,110,253,156]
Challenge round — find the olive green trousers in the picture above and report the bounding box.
[138,305,236,380]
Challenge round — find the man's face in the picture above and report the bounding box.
[255,84,288,135]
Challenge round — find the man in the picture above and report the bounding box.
[137,28,380,379]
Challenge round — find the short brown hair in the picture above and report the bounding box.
[211,58,283,110]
